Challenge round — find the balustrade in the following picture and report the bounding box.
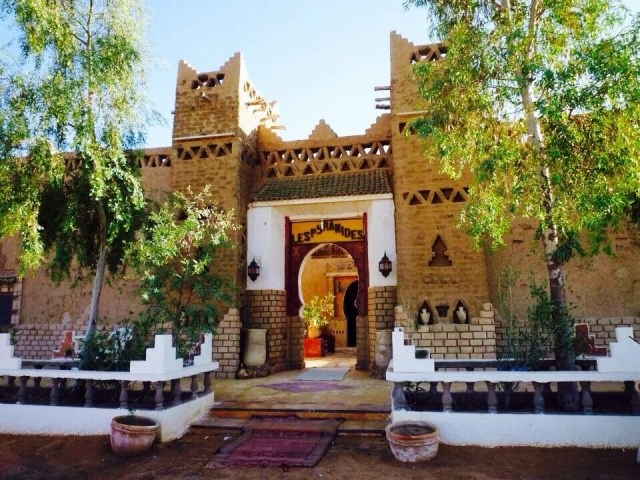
[389,361,640,416]
[0,364,217,411]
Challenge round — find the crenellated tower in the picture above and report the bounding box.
[389,31,490,323]
[169,53,281,309]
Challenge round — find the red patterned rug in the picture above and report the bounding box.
[206,416,342,469]
[261,381,354,393]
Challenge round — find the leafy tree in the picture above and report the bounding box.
[126,186,238,359]
[404,1,640,380]
[0,0,151,355]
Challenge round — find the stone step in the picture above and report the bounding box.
[190,416,388,437]
[208,407,389,422]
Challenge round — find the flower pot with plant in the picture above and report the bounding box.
[301,293,335,339]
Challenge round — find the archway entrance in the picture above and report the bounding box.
[299,244,358,360]
[286,216,368,367]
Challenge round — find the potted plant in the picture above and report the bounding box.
[385,420,440,462]
[301,293,335,338]
[110,408,160,457]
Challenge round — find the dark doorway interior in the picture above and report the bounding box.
[343,281,358,347]
[0,293,12,327]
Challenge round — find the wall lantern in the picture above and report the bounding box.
[247,258,260,281]
[378,252,392,278]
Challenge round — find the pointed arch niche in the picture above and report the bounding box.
[428,235,452,267]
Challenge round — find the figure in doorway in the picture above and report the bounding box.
[344,281,358,347]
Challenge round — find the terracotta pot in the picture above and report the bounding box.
[307,325,322,339]
[385,421,439,463]
[110,415,159,457]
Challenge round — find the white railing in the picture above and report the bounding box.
[0,361,217,409]
[0,333,219,441]
[386,326,640,448]
[387,362,640,414]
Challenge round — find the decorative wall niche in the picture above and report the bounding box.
[435,304,449,319]
[428,235,452,267]
[416,300,435,326]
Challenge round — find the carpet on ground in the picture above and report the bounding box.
[206,416,342,468]
[294,367,349,381]
[260,381,354,393]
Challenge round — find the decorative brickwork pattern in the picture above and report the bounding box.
[139,148,173,168]
[401,187,468,206]
[260,138,392,178]
[409,43,447,64]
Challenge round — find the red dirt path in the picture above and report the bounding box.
[0,432,638,479]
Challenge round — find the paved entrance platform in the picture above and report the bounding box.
[192,349,392,436]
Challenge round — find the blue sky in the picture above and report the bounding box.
[144,0,432,147]
[2,1,639,147]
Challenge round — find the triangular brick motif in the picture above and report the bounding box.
[308,120,338,140]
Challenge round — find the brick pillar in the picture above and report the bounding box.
[246,289,289,372]
[289,314,304,370]
[212,308,241,379]
[356,315,369,370]
[368,286,397,374]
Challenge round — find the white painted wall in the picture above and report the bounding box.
[391,410,640,448]
[247,206,286,290]
[247,194,396,290]
[0,393,215,442]
[367,198,397,287]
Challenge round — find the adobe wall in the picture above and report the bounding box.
[486,220,640,325]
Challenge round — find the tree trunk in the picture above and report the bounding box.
[518,1,579,411]
[80,200,108,368]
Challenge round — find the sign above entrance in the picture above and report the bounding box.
[291,218,365,244]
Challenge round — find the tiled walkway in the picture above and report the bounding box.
[211,349,392,413]
[195,349,392,435]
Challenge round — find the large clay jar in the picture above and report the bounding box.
[419,308,431,325]
[455,306,467,324]
[374,330,392,370]
[386,421,440,463]
[243,328,267,367]
[110,415,159,457]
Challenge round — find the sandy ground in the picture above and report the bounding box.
[1,431,638,480]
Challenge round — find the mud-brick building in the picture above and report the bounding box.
[1,32,639,378]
